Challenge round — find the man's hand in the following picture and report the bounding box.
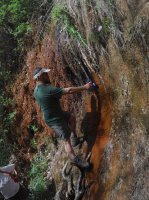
[84,81,93,90]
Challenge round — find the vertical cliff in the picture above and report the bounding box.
[13,0,149,199]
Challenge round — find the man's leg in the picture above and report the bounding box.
[68,114,82,147]
[50,122,90,168]
[63,139,75,159]
[68,114,76,133]
[63,138,90,168]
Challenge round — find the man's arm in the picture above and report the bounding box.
[63,82,92,94]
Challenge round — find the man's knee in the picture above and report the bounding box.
[63,138,70,144]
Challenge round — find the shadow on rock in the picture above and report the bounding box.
[81,91,101,157]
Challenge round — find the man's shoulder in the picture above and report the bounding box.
[47,85,63,92]
[34,84,64,98]
[40,85,58,93]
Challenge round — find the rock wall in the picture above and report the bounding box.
[13,0,149,199]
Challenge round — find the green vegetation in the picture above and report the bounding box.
[0,69,16,165]
[102,18,112,34]
[30,138,38,151]
[51,4,87,46]
[0,134,13,166]
[29,153,48,193]
[0,0,52,166]
[28,124,39,133]
[28,136,56,199]
[28,147,55,199]
[0,0,52,68]
[107,0,117,9]
[51,4,64,23]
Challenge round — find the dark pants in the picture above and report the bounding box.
[9,184,29,200]
[48,112,72,140]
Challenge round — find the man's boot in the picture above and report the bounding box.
[70,156,90,169]
[70,132,84,147]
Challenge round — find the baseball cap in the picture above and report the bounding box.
[33,67,51,80]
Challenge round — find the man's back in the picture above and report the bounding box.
[34,84,64,125]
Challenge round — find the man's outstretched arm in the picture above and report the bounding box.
[63,82,92,94]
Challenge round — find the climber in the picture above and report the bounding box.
[33,66,93,169]
[0,164,29,200]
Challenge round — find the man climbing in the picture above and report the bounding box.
[33,67,92,168]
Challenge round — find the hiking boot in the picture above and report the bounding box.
[71,156,90,169]
[70,132,79,147]
[70,132,82,147]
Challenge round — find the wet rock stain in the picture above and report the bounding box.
[81,72,112,200]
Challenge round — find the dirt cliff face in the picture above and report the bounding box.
[13,0,149,199]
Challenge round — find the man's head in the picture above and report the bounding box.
[33,67,51,84]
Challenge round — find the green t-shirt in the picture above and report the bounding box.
[34,84,64,125]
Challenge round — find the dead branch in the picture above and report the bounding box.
[61,152,94,200]
[62,161,75,199]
